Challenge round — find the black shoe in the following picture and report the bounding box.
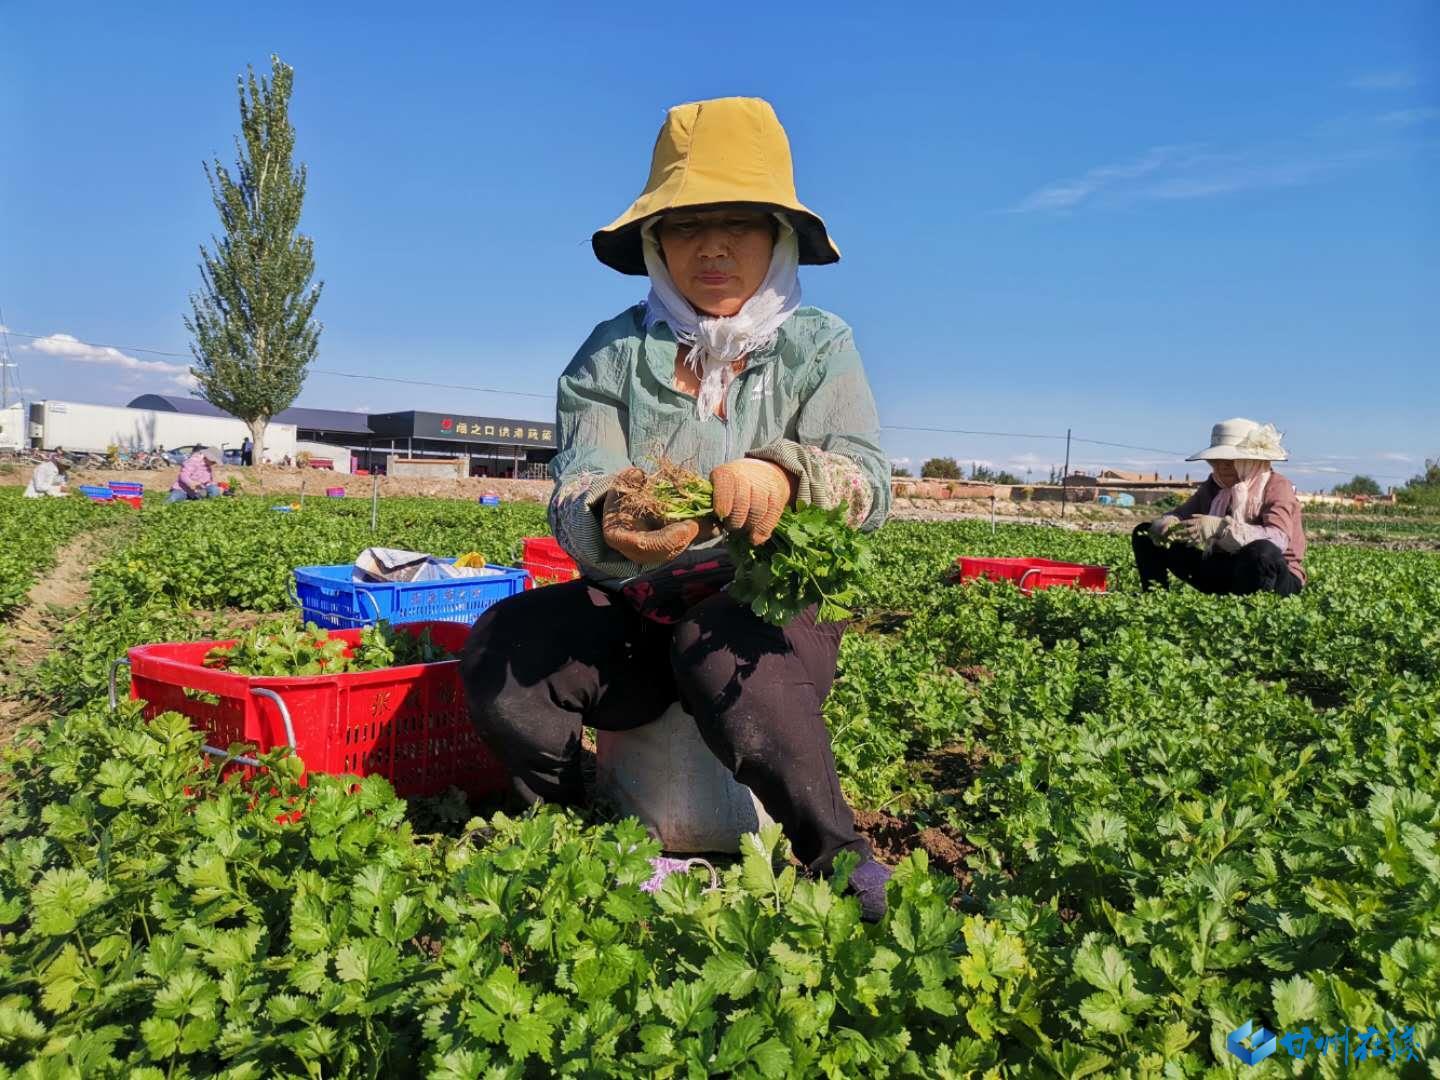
[849,859,892,922]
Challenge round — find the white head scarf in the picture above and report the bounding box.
[642,213,801,420]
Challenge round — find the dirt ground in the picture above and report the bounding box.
[0,527,125,740]
[4,464,554,504]
[853,809,977,890]
[6,463,1160,529]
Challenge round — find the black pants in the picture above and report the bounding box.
[1131,523,1303,596]
[461,579,868,870]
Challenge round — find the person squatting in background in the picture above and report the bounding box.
[167,447,225,503]
[23,454,69,498]
[1133,418,1307,596]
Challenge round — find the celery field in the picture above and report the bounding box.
[1,490,1436,1077]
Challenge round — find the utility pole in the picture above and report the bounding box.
[1061,428,1072,519]
[0,314,19,409]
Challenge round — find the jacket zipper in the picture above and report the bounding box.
[721,369,742,461]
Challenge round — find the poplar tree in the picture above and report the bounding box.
[186,55,322,466]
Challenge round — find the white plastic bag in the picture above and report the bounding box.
[353,547,430,582]
[596,702,773,853]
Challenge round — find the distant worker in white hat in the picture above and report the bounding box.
[1133,418,1307,595]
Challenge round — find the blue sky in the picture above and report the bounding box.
[2,1,1436,489]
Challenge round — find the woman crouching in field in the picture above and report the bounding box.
[461,97,895,918]
[1133,418,1307,595]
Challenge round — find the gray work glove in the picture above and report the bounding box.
[1149,515,1179,542]
[1170,514,1226,548]
[1213,521,1247,554]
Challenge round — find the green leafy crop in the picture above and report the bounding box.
[206,620,453,677]
[643,467,873,626]
[4,489,1438,1075]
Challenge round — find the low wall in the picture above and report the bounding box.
[389,457,467,480]
[891,480,996,500]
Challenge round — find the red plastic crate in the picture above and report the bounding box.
[521,536,579,588]
[119,622,507,799]
[948,556,1108,594]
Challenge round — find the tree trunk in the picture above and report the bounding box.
[248,417,268,470]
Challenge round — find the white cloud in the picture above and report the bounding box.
[889,456,911,467]
[1007,111,1419,215]
[1010,143,1382,213]
[1378,451,1416,463]
[1348,70,1418,90]
[1008,145,1201,212]
[23,332,196,393]
[1377,107,1440,129]
[1137,153,1360,201]
[1000,451,1051,469]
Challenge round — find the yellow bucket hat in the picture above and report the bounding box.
[592,96,841,276]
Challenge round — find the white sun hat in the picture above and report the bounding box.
[1186,418,1288,462]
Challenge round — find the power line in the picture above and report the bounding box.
[5,326,1426,480]
[889,427,1415,481]
[2,329,189,359]
[307,369,552,399]
[881,423,1067,442]
[1071,436,1187,457]
[4,327,554,401]
[882,424,1186,458]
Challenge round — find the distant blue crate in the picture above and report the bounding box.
[107,481,145,496]
[478,495,501,506]
[78,485,115,501]
[293,562,528,629]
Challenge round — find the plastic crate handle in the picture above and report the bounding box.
[293,572,383,626]
[249,687,299,752]
[356,588,383,625]
[107,657,131,710]
[1016,566,1083,593]
[107,657,296,766]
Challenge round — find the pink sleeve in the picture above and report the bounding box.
[1225,521,1289,552]
[1226,475,1301,553]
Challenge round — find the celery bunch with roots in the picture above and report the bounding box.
[614,463,870,626]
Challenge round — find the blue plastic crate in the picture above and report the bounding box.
[292,562,528,629]
[478,495,501,506]
[107,481,144,496]
[78,485,114,501]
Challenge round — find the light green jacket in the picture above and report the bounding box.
[549,304,890,586]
